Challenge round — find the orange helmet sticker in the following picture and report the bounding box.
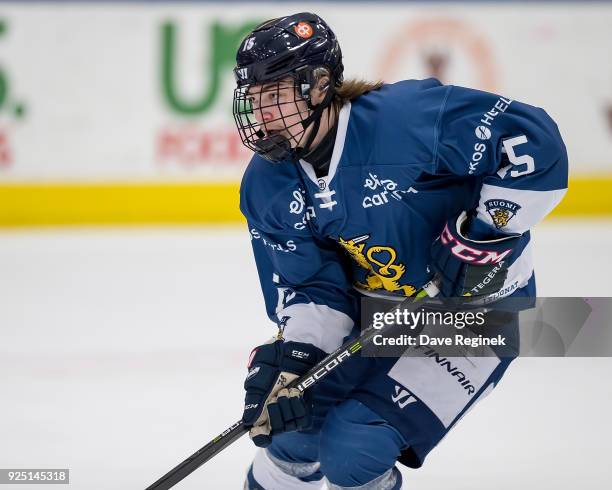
[294,22,313,39]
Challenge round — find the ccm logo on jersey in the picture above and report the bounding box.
[440,223,512,264]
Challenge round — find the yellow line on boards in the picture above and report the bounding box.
[549,176,612,217]
[0,176,610,227]
[0,182,243,227]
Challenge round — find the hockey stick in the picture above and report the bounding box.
[145,279,440,490]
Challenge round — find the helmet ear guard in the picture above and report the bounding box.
[295,65,333,109]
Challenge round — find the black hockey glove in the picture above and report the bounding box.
[430,212,521,298]
[242,339,325,447]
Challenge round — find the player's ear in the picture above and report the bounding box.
[310,76,330,106]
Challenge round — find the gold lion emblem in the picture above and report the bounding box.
[338,235,416,297]
[492,209,511,228]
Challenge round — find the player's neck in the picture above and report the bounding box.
[309,105,337,150]
[302,107,339,178]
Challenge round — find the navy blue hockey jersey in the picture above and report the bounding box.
[240,79,568,353]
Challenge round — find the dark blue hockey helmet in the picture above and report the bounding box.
[232,13,344,162]
[233,13,343,90]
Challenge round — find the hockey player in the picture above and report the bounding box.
[232,13,567,489]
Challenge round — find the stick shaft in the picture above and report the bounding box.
[146,280,438,490]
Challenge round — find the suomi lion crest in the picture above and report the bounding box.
[484,199,521,229]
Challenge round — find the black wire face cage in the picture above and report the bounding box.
[232,78,313,163]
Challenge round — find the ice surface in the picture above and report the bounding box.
[0,220,610,489]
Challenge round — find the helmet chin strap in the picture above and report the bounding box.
[292,82,336,162]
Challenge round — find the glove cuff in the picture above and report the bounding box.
[247,340,323,377]
[280,341,324,375]
[454,211,520,245]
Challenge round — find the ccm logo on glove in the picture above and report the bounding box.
[430,212,522,298]
[246,366,260,380]
[291,350,311,360]
[440,223,513,265]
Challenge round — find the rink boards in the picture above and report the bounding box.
[0,2,610,224]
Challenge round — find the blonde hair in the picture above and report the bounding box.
[310,68,383,109]
[335,78,384,105]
